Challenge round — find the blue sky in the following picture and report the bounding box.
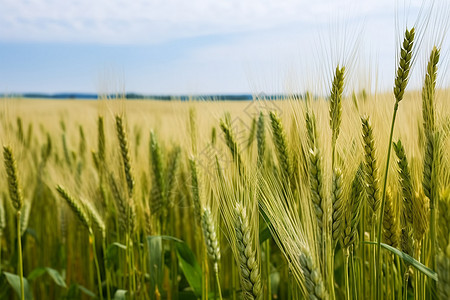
[0,0,448,95]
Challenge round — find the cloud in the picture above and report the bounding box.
[0,0,425,44]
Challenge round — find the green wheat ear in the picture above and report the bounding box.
[382,188,399,248]
[189,158,202,225]
[361,116,379,225]
[220,115,243,170]
[305,110,318,149]
[341,164,364,249]
[394,28,415,103]
[331,168,344,245]
[269,111,292,186]
[329,65,345,146]
[393,139,413,225]
[115,115,134,198]
[56,185,91,231]
[234,203,261,299]
[201,208,221,271]
[256,112,266,168]
[308,147,325,237]
[97,116,106,165]
[3,146,23,211]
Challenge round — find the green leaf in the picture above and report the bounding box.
[27,267,47,281]
[106,242,127,270]
[111,242,127,250]
[3,272,33,300]
[174,241,202,297]
[27,267,66,288]
[45,268,67,288]
[364,242,438,281]
[77,284,97,298]
[147,235,202,297]
[114,289,127,299]
[147,236,163,297]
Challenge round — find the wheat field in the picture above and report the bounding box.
[1,30,450,300]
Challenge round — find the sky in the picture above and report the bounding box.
[0,0,448,95]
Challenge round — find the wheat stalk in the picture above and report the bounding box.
[436,189,450,299]
[377,28,416,297]
[3,146,25,300]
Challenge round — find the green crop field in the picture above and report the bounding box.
[1,23,450,300]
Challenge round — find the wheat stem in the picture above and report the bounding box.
[17,211,24,300]
[377,28,415,299]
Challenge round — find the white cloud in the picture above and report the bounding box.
[0,0,426,44]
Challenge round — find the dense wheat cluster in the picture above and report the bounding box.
[1,26,450,300]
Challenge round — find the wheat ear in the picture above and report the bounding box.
[341,164,364,249]
[308,147,325,236]
[393,139,413,225]
[361,116,379,226]
[394,28,415,103]
[305,110,318,149]
[269,111,292,185]
[189,158,202,225]
[115,115,134,198]
[422,46,440,274]
[97,116,106,165]
[220,117,243,171]
[299,252,328,300]
[412,191,429,249]
[56,185,91,231]
[201,208,221,271]
[329,65,345,147]
[332,168,345,245]
[150,131,166,214]
[256,112,266,168]
[382,189,399,248]
[3,146,23,211]
[235,203,262,300]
